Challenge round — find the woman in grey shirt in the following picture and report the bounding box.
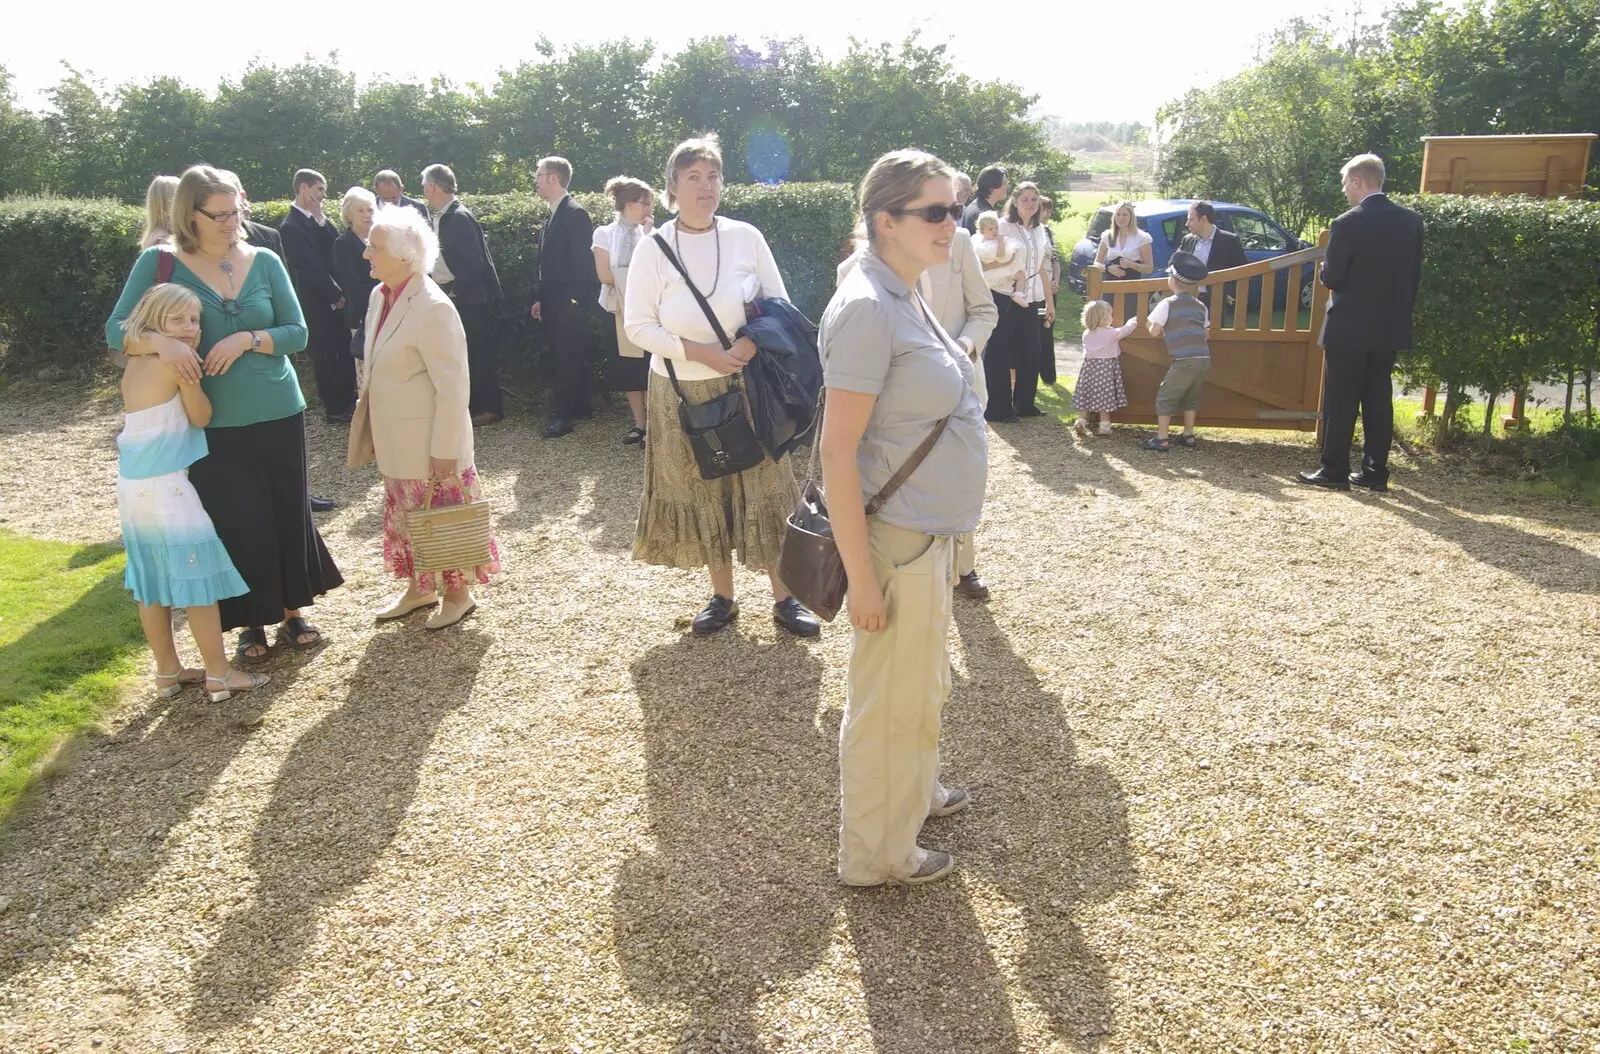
[819,150,988,887]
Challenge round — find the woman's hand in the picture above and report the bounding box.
[429,457,458,481]
[685,337,755,376]
[1107,262,1126,278]
[152,335,203,385]
[847,577,887,633]
[202,332,250,376]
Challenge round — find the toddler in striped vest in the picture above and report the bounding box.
[1142,250,1211,451]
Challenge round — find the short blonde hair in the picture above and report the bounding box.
[976,210,1001,233]
[368,203,439,278]
[1081,300,1113,331]
[1341,153,1386,188]
[538,156,573,188]
[142,175,179,246]
[340,186,378,227]
[663,134,723,209]
[172,165,240,253]
[859,149,954,246]
[121,283,200,344]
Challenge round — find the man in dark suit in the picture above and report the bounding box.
[280,168,356,422]
[374,169,431,223]
[960,164,1008,234]
[1173,201,1248,311]
[421,163,505,426]
[530,155,597,439]
[1298,153,1424,493]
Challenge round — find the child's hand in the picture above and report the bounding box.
[154,336,202,385]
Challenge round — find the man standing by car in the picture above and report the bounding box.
[281,169,356,423]
[961,165,1008,234]
[1173,202,1247,308]
[1298,154,1423,493]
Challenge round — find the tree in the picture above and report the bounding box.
[42,65,115,197]
[211,56,359,199]
[107,78,214,202]
[0,66,49,198]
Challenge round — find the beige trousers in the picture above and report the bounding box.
[954,531,977,578]
[838,521,956,885]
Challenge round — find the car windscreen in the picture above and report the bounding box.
[1085,209,1113,243]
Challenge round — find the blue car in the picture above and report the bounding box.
[1066,199,1315,312]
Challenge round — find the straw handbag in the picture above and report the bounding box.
[406,476,493,574]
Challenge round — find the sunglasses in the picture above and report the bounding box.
[890,203,963,224]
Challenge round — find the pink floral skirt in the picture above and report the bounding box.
[382,467,501,594]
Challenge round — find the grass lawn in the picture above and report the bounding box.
[0,530,145,819]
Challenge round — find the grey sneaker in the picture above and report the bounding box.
[929,787,970,818]
[897,851,955,886]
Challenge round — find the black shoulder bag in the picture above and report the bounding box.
[650,232,767,481]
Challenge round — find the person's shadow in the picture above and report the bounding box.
[186,625,490,1027]
[0,567,275,985]
[611,635,839,1049]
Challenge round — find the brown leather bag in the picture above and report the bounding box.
[777,391,949,622]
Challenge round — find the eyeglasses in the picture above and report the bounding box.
[196,206,242,223]
[889,203,963,224]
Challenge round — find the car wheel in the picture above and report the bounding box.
[1148,291,1163,314]
[1300,279,1314,310]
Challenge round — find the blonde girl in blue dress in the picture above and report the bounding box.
[118,284,270,702]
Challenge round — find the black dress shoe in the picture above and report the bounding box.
[772,597,822,637]
[955,572,991,600]
[1015,406,1045,417]
[325,411,354,424]
[543,418,574,438]
[985,411,1021,424]
[691,595,739,636]
[1349,472,1389,492]
[1296,470,1351,492]
[309,495,336,512]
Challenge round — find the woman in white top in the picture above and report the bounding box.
[1093,199,1154,316]
[996,181,1053,417]
[593,176,655,445]
[623,134,821,639]
[140,175,179,249]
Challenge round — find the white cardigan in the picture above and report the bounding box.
[623,217,788,382]
[360,276,474,481]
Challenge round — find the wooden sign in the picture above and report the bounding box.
[1419,133,1595,199]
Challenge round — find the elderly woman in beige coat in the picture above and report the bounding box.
[356,205,500,629]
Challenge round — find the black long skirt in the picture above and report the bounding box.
[188,412,343,631]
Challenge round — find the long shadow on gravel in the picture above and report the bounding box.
[186,626,490,1028]
[905,599,1134,1052]
[614,635,836,1051]
[0,684,274,987]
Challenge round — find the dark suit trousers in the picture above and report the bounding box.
[1320,348,1397,479]
[1039,315,1057,387]
[546,297,591,421]
[458,302,502,417]
[982,293,1015,419]
[1011,301,1044,414]
[305,303,356,416]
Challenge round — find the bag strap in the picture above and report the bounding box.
[651,231,733,350]
[652,230,742,403]
[865,416,948,516]
[155,247,176,284]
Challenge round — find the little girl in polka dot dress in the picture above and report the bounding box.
[117,283,267,703]
[1073,299,1137,436]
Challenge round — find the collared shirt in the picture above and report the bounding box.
[430,198,457,284]
[818,250,988,536]
[292,202,327,227]
[1192,225,1216,265]
[375,277,412,336]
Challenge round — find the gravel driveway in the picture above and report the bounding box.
[0,387,1595,1053]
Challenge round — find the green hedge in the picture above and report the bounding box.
[0,184,859,385]
[1393,193,1600,427]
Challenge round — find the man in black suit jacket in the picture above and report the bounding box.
[1174,201,1248,311]
[1298,154,1424,493]
[280,168,357,421]
[960,165,1008,234]
[422,163,505,425]
[374,169,431,224]
[530,156,598,439]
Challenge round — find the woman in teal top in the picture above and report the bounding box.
[108,164,344,665]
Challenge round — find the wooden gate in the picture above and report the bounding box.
[1082,230,1331,432]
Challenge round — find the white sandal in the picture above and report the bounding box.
[206,667,271,703]
[154,668,203,699]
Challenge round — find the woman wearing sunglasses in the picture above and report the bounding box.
[107,164,343,668]
[820,151,988,887]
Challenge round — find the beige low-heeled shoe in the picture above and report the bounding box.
[426,596,477,631]
[376,590,439,621]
